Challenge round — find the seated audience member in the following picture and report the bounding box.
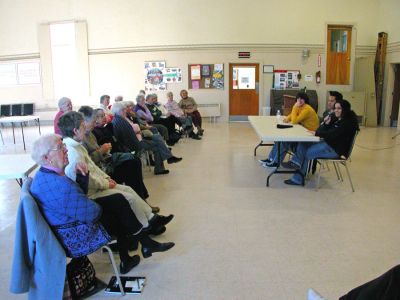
[179,89,204,136]
[124,100,159,139]
[135,94,169,142]
[112,102,182,175]
[58,111,175,242]
[99,94,113,122]
[146,94,181,145]
[164,91,201,140]
[30,134,174,274]
[323,91,342,120]
[115,95,123,102]
[284,99,359,186]
[308,264,400,300]
[261,92,320,167]
[54,97,72,134]
[78,106,151,204]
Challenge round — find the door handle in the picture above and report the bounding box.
[255,82,259,95]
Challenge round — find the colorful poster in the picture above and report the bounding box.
[192,80,200,89]
[144,61,166,91]
[162,68,182,83]
[201,65,211,77]
[190,65,201,80]
[212,63,224,89]
[204,78,211,88]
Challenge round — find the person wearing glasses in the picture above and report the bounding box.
[30,134,174,274]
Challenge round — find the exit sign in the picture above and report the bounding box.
[238,52,250,58]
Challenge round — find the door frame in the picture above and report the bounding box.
[228,62,263,120]
[324,22,357,88]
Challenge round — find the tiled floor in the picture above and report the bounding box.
[1,122,400,299]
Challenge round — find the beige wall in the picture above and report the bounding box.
[0,0,399,123]
[0,0,384,56]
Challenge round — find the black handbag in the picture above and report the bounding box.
[66,256,97,299]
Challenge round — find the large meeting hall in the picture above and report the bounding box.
[1,1,399,299]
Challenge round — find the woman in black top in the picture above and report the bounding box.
[285,99,359,185]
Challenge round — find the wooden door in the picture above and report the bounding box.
[326,25,352,85]
[229,63,259,116]
[390,64,400,126]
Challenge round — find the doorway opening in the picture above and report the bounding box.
[390,64,400,127]
[229,63,260,121]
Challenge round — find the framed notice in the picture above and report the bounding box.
[263,65,274,73]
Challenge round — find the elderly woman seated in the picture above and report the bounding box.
[54,97,73,134]
[164,91,201,140]
[134,93,170,142]
[179,89,204,136]
[30,134,174,274]
[58,110,174,230]
[111,102,182,175]
[78,106,150,200]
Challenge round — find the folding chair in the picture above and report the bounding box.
[314,131,358,192]
[101,241,126,295]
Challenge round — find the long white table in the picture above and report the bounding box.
[249,116,320,186]
[0,115,41,150]
[0,154,38,186]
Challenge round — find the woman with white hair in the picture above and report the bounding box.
[165,91,201,140]
[58,111,174,232]
[111,102,182,175]
[54,97,72,134]
[30,134,174,274]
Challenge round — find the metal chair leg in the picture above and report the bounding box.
[0,129,4,144]
[102,245,125,295]
[343,162,355,192]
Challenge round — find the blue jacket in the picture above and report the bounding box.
[30,167,110,258]
[10,178,66,300]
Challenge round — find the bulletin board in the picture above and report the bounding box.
[188,63,224,90]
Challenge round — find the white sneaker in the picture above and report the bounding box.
[308,288,326,300]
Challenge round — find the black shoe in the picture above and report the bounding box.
[167,156,182,164]
[141,241,175,258]
[120,255,141,274]
[284,179,301,186]
[189,132,201,140]
[149,225,166,236]
[258,158,271,164]
[197,128,204,136]
[154,169,169,175]
[150,214,174,228]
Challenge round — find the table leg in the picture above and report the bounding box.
[254,141,273,156]
[12,123,15,144]
[265,142,305,187]
[37,118,41,135]
[21,122,26,151]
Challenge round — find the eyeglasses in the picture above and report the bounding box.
[49,143,66,152]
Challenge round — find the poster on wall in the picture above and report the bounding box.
[0,63,17,85]
[190,65,201,80]
[144,61,166,91]
[273,70,299,89]
[17,62,41,84]
[162,67,182,83]
[212,63,224,89]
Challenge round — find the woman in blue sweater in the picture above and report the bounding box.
[30,134,174,274]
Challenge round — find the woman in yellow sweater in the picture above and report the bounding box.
[260,92,319,167]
